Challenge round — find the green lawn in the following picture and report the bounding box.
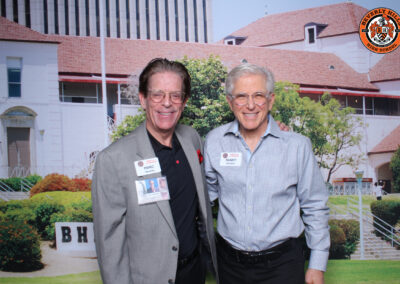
[1,260,400,284]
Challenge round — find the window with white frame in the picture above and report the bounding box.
[7,57,22,98]
[306,27,316,44]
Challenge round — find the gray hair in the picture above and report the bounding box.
[225,63,275,98]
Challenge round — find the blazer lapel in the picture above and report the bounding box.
[135,123,177,238]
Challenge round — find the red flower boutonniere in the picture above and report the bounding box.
[197,149,203,164]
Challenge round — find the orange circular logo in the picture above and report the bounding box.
[359,7,400,54]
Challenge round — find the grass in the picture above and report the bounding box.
[1,260,400,284]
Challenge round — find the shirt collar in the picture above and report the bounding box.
[147,130,180,152]
[225,113,282,139]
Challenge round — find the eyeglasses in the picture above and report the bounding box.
[230,92,269,106]
[147,90,185,104]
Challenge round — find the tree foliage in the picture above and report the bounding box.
[272,82,363,182]
[390,146,400,193]
[178,55,234,137]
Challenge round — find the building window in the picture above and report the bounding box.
[116,0,120,37]
[155,0,160,40]
[25,0,31,28]
[306,27,316,44]
[145,0,150,39]
[106,0,110,37]
[54,0,59,34]
[7,58,22,98]
[184,0,188,41]
[136,0,140,39]
[1,0,6,17]
[164,0,169,40]
[174,0,179,41]
[75,0,80,35]
[13,0,18,22]
[224,39,234,45]
[85,0,90,35]
[95,0,99,36]
[43,0,48,33]
[126,0,130,38]
[202,0,207,43]
[65,0,69,35]
[193,0,198,42]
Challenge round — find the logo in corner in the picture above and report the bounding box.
[359,7,400,54]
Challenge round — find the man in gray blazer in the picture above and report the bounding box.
[92,58,218,284]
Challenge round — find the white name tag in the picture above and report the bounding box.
[134,158,161,176]
[135,177,170,205]
[220,152,242,166]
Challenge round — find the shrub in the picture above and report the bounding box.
[34,202,65,239]
[390,146,400,193]
[371,200,400,238]
[45,208,93,241]
[4,208,36,227]
[329,223,346,259]
[0,221,43,272]
[329,219,359,258]
[30,174,75,197]
[0,175,42,192]
[72,178,92,192]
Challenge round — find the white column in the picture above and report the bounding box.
[129,0,137,39]
[158,0,166,40]
[109,0,116,37]
[169,0,176,41]
[196,0,204,43]
[18,0,25,25]
[79,0,86,36]
[149,0,156,39]
[119,0,127,38]
[68,0,76,35]
[29,0,44,33]
[48,0,56,34]
[205,0,212,42]
[6,0,13,22]
[177,0,185,42]
[58,0,66,35]
[139,0,146,39]
[89,0,97,36]
[187,0,194,42]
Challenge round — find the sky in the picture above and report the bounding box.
[212,0,400,42]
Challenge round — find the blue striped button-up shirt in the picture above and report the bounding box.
[204,115,330,271]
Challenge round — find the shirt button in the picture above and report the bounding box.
[172,246,178,251]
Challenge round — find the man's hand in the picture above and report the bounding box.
[305,268,324,284]
[276,120,290,131]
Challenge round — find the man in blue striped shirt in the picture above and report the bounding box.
[204,63,330,284]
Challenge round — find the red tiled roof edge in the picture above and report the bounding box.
[369,124,400,154]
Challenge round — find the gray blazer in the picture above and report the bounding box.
[92,122,218,284]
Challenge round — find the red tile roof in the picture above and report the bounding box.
[0,16,58,43]
[369,124,400,154]
[220,2,368,47]
[50,35,377,91]
[369,48,400,82]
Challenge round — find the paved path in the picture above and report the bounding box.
[0,241,100,278]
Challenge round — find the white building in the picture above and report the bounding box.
[0,0,213,42]
[221,2,400,190]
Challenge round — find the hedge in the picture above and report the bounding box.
[0,175,42,192]
[370,200,400,238]
[30,174,92,197]
[329,219,359,259]
[0,221,43,272]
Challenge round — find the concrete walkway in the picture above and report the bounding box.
[0,241,100,278]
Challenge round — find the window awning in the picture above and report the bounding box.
[299,87,400,99]
[59,75,129,84]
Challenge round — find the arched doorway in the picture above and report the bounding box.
[376,162,393,193]
[0,106,37,177]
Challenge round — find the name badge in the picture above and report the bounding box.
[135,177,170,205]
[220,152,242,166]
[134,158,161,176]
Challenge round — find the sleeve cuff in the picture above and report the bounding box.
[308,250,329,272]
